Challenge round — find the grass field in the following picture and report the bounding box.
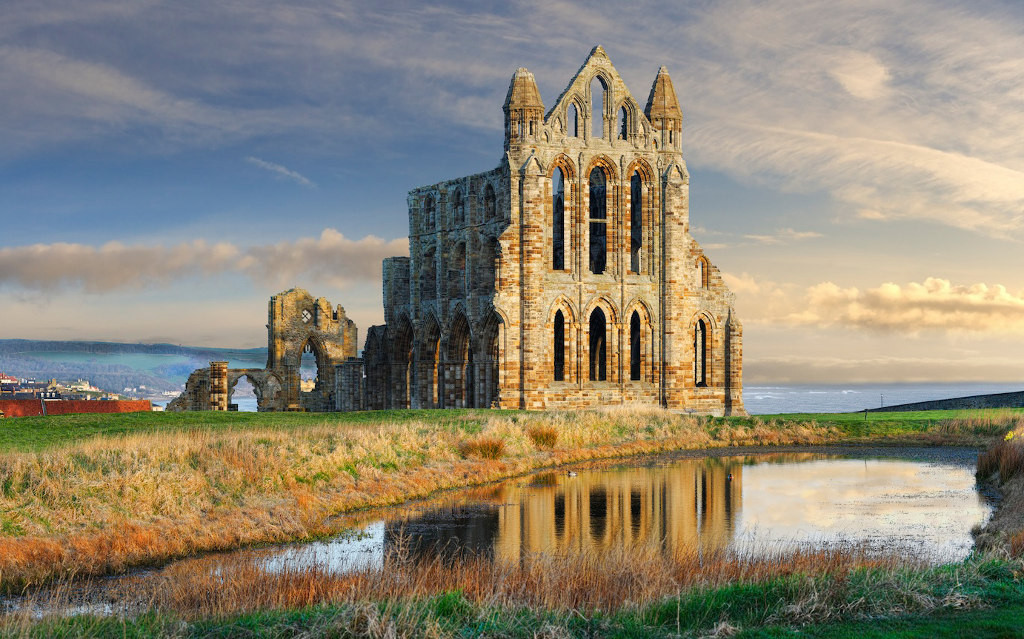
[1,406,1023,637]
[4,406,1019,453]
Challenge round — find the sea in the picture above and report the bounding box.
[744,382,1023,415]
[165,382,1022,415]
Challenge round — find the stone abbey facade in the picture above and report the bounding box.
[170,47,745,416]
[361,46,744,415]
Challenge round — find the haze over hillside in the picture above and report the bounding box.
[0,340,268,396]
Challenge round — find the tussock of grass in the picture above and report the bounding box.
[526,425,558,449]
[976,415,1024,483]
[458,435,505,459]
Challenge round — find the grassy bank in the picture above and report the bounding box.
[0,407,1020,589]
[3,552,1023,637]
[2,407,1024,636]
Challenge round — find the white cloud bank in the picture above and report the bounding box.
[0,230,407,293]
[728,273,1024,336]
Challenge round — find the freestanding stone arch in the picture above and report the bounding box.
[168,288,358,412]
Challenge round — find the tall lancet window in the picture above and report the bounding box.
[589,308,607,381]
[567,104,579,137]
[630,311,641,381]
[553,310,565,381]
[591,76,606,139]
[630,171,642,273]
[589,168,607,275]
[695,319,708,387]
[552,167,565,270]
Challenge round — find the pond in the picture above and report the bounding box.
[1,447,994,618]
[259,447,992,574]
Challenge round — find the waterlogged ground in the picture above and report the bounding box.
[257,446,991,573]
[3,446,993,619]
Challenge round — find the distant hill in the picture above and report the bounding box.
[0,340,268,396]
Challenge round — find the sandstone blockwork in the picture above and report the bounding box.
[168,289,358,412]
[359,46,745,416]
[170,47,745,416]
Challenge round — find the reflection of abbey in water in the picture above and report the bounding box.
[382,459,742,562]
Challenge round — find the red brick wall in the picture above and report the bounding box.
[0,400,45,417]
[0,399,152,418]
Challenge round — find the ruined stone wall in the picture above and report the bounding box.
[366,46,745,415]
[169,289,357,412]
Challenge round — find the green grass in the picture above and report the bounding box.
[742,605,1024,638]
[6,560,1024,638]
[3,406,1019,453]
[0,409,509,452]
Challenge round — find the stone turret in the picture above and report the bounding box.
[503,67,544,150]
[645,66,683,152]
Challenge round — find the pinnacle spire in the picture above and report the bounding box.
[503,67,544,111]
[645,66,682,121]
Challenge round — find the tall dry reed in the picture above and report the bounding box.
[41,542,929,621]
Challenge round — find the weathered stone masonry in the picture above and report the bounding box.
[169,288,358,412]
[360,46,745,415]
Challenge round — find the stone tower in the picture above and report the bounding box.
[362,46,745,415]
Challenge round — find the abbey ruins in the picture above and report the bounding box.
[171,46,745,416]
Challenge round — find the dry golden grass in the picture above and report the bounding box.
[457,435,505,459]
[0,408,847,588]
[526,425,558,449]
[977,419,1024,483]
[50,542,925,620]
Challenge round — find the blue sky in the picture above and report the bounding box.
[2,0,1024,383]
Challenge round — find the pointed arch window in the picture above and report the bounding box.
[453,189,465,226]
[589,168,607,275]
[630,171,643,273]
[424,195,436,230]
[695,319,708,387]
[589,308,607,381]
[617,106,628,140]
[553,167,565,270]
[630,311,641,381]
[591,76,607,139]
[697,257,709,288]
[448,243,466,299]
[554,309,565,381]
[567,104,579,137]
[484,184,496,220]
[421,246,437,301]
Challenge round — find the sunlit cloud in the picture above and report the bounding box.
[797,278,1024,334]
[730,273,1024,336]
[0,230,407,293]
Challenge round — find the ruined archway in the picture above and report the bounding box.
[417,314,442,409]
[390,315,414,409]
[446,311,473,408]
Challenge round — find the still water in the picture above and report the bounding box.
[259,448,991,574]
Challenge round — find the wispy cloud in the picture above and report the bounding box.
[679,0,1024,237]
[245,156,314,187]
[0,230,406,293]
[744,228,823,245]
